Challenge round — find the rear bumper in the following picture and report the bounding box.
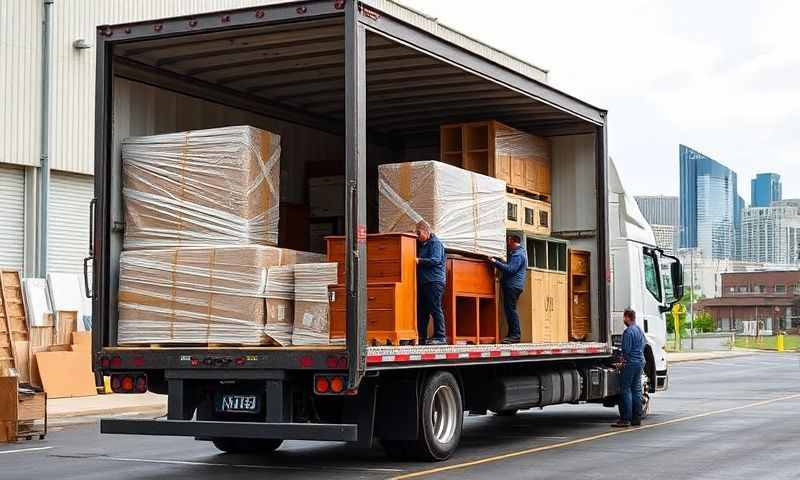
[101,418,358,442]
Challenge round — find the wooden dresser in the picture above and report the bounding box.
[442,256,498,345]
[326,233,418,345]
[0,376,47,443]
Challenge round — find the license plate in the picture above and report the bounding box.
[218,394,259,413]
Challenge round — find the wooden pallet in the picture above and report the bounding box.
[506,185,550,203]
[0,270,30,383]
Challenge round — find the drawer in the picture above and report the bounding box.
[367,237,404,260]
[18,393,46,421]
[366,309,397,331]
[329,286,395,311]
[333,260,403,285]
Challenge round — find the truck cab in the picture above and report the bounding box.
[608,159,683,394]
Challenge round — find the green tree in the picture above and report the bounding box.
[693,311,716,332]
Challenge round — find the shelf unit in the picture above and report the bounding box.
[440,120,551,199]
[443,256,498,345]
[0,376,47,443]
[569,249,591,341]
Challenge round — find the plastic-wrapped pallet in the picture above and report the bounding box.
[292,263,338,345]
[378,160,507,259]
[264,265,294,346]
[122,125,281,249]
[117,246,323,345]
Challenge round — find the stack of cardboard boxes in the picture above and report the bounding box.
[119,126,335,346]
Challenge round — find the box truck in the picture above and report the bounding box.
[90,0,683,460]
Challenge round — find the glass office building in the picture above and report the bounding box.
[679,145,740,260]
[751,173,782,207]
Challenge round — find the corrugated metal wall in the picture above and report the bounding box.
[0,166,26,271]
[47,172,94,274]
[2,0,280,174]
[0,1,41,168]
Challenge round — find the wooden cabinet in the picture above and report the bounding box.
[506,193,551,237]
[326,233,417,345]
[440,120,551,199]
[0,376,47,443]
[442,257,498,345]
[569,249,591,341]
[503,237,568,343]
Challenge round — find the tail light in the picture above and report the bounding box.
[111,373,147,394]
[314,374,348,395]
[110,356,122,368]
[100,356,110,369]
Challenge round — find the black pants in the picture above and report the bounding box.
[502,285,523,338]
[418,281,445,343]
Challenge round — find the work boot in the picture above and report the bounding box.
[502,336,520,344]
[426,338,447,346]
[631,416,642,426]
[611,420,630,428]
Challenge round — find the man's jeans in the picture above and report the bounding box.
[418,281,446,343]
[619,363,643,422]
[502,285,523,339]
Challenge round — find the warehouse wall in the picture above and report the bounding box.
[2,0,286,175]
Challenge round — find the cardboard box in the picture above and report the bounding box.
[292,263,338,345]
[122,125,281,249]
[117,246,324,345]
[378,161,507,259]
[35,351,97,398]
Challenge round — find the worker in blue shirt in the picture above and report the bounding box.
[613,308,646,427]
[490,234,528,344]
[416,221,447,345]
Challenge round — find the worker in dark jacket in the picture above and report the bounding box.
[490,234,528,344]
[415,221,447,345]
[613,308,646,427]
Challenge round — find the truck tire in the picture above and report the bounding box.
[212,438,283,454]
[390,371,463,461]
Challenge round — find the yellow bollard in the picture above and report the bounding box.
[776,333,784,352]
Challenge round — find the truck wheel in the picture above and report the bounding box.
[381,371,463,461]
[212,438,283,454]
[416,371,464,461]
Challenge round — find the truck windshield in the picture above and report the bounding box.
[642,250,662,302]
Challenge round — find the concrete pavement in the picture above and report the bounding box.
[2,352,798,479]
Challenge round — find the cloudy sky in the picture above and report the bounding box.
[400,0,800,202]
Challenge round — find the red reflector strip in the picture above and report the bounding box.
[364,344,610,364]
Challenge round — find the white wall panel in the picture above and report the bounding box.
[0,166,26,271]
[47,171,93,274]
[0,0,41,168]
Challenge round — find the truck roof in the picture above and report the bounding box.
[101,0,606,137]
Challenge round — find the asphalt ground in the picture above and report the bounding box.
[1,352,798,480]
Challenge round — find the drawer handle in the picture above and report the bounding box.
[368,296,376,301]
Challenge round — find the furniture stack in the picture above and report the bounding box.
[443,256,498,345]
[119,126,335,346]
[327,233,418,346]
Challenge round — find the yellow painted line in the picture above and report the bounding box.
[391,392,800,479]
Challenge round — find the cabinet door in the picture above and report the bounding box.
[536,162,551,196]
[496,154,511,183]
[551,274,569,342]
[530,270,548,341]
[524,158,537,192]
[510,157,525,188]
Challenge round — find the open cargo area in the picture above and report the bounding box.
[95,0,608,359]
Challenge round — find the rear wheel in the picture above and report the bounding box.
[212,438,283,454]
[382,371,463,461]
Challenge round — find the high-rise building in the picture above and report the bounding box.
[679,145,740,260]
[651,224,676,255]
[634,195,679,225]
[635,195,679,252]
[742,201,800,265]
[751,173,782,207]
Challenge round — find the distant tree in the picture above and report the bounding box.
[693,311,716,333]
[666,288,703,335]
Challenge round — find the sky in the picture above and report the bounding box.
[399,0,800,202]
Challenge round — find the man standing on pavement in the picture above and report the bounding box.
[415,221,447,346]
[612,308,646,427]
[490,234,528,344]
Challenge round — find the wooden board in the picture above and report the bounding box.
[0,270,29,383]
[34,351,97,399]
[55,311,79,346]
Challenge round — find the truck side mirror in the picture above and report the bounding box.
[671,262,684,303]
